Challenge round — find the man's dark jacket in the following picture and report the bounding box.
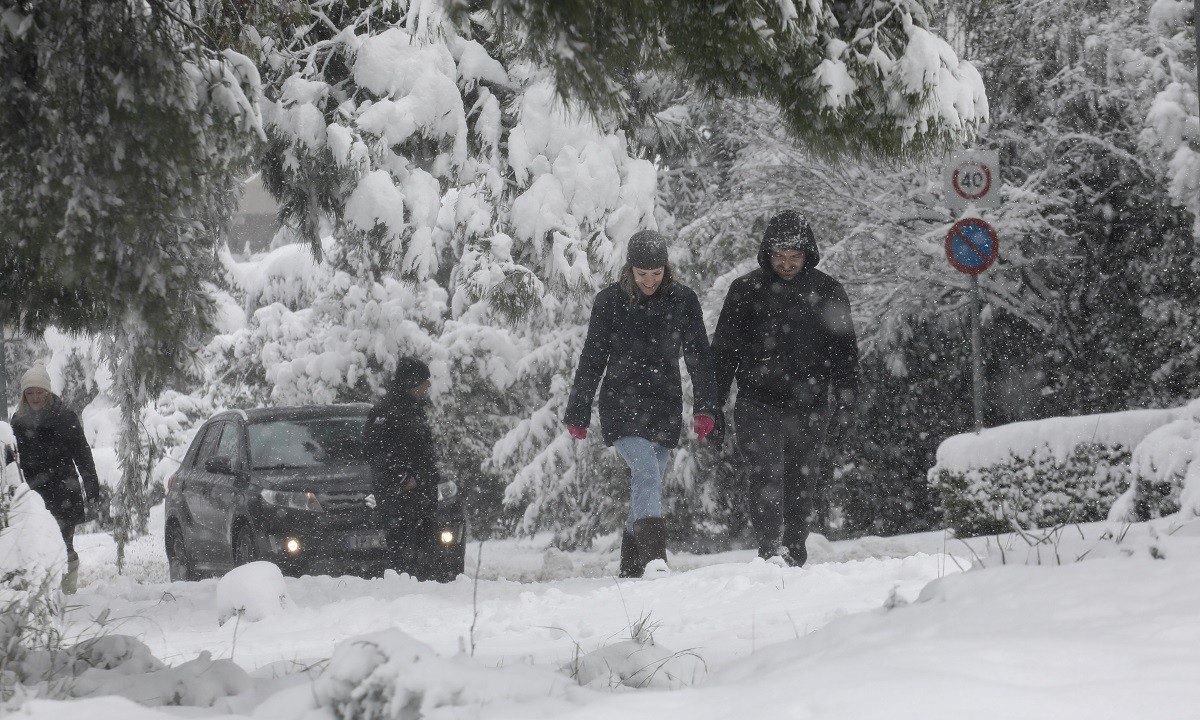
[363,393,439,519]
[10,398,100,525]
[711,236,859,412]
[565,281,718,448]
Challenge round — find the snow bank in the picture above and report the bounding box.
[0,447,68,590]
[215,561,292,625]
[933,407,1179,473]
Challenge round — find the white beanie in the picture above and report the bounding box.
[20,364,53,394]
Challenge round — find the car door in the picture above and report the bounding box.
[208,420,248,568]
[190,420,235,565]
[177,422,222,564]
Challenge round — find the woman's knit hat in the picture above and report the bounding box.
[626,230,669,269]
[20,364,52,394]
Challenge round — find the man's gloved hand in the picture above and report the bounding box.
[826,405,855,447]
[693,414,715,443]
[566,424,588,440]
[704,411,726,448]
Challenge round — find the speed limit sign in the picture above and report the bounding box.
[945,150,1000,211]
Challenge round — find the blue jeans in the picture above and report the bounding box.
[613,436,671,532]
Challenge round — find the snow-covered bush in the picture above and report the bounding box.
[1109,398,1200,523]
[1,425,66,701]
[215,562,292,626]
[268,628,576,718]
[929,408,1180,536]
[931,443,1134,537]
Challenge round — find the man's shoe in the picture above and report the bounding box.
[761,545,802,568]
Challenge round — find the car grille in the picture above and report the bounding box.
[318,490,374,512]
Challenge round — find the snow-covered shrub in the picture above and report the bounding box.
[930,443,1134,537]
[1109,399,1200,523]
[0,433,66,701]
[215,562,292,626]
[285,628,575,718]
[929,408,1180,536]
[0,465,67,637]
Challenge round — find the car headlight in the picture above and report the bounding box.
[261,489,324,512]
[437,480,458,502]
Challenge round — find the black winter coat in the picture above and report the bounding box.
[363,394,440,520]
[712,240,859,412]
[564,281,718,448]
[10,398,100,526]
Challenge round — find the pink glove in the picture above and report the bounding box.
[693,414,715,442]
[566,424,588,440]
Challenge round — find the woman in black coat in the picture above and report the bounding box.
[9,363,100,594]
[363,357,441,577]
[563,230,718,578]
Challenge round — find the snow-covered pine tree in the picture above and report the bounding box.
[1133,0,1200,402]
[456,0,988,159]
[0,0,263,351]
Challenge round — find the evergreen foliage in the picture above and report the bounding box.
[929,443,1134,537]
[460,0,988,159]
[0,0,263,357]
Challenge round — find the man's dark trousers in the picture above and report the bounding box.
[735,396,826,564]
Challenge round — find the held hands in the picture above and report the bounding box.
[693,414,716,443]
[566,424,588,440]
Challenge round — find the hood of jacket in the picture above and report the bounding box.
[756,210,821,275]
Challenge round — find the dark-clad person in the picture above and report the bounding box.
[564,229,718,578]
[363,357,441,579]
[9,363,101,593]
[711,210,859,567]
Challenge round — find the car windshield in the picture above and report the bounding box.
[247,417,367,470]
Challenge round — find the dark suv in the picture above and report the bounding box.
[163,404,465,582]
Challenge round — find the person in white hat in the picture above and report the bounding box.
[9,363,101,594]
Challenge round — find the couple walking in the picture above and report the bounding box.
[564,210,860,578]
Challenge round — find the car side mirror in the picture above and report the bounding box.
[204,455,236,475]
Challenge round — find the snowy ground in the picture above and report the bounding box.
[15,507,1199,719]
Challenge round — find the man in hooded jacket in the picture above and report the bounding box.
[363,357,441,578]
[711,210,859,567]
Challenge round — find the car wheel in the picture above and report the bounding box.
[166,525,194,582]
[232,524,257,567]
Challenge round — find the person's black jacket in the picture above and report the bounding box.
[564,280,718,448]
[712,237,859,412]
[363,393,440,519]
[10,398,100,525]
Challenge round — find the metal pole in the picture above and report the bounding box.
[971,273,983,433]
[0,316,7,422]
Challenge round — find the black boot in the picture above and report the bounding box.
[618,531,641,578]
[633,517,668,577]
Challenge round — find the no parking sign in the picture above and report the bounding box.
[945,217,999,275]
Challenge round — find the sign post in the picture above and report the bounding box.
[944,216,1000,433]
